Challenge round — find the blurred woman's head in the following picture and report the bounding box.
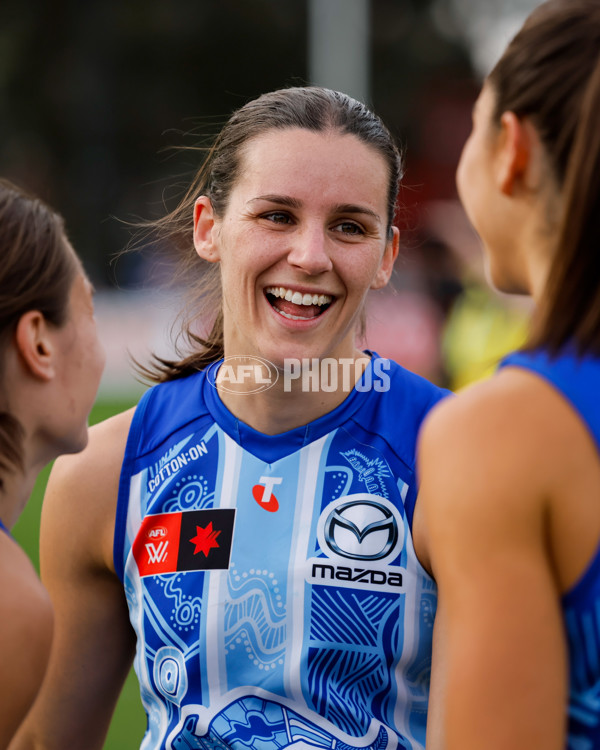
[0,179,78,336]
[457,0,600,355]
[0,179,104,489]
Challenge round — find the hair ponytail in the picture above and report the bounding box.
[0,413,24,489]
[531,51,600,354]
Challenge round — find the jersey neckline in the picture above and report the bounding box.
[202,353,380,463]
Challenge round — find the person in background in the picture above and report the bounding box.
[417,1,600,747]
[12,86,449,750]
[0,178,104,748]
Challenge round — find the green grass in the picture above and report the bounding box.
[13,398,147,750]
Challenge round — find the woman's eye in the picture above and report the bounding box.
[263,211,292,225]
[333,221,364,236]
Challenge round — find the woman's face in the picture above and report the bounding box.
[49,269,105,453]
[456,84,529,293]
[198,127,398,368]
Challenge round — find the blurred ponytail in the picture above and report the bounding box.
[533,51,600,354]
[0,414,24,487]
[488,0,600,355]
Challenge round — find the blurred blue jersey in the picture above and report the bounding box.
[115,355,449,750]
[501,349,600,749]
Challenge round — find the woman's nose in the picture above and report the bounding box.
[286,225,333,275]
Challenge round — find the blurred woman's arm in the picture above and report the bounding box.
[0,540,53,749]
[419,370,569,750]
[10,409,136,750]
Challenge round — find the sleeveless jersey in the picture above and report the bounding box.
[115,355,448,750]
[501,349,600,749]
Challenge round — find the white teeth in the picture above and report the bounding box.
[265,287,332,306]
[277,309,311,321]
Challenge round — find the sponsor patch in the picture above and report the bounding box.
[133,509,235,577]
[252,476,282,512]
[306,494,405,592]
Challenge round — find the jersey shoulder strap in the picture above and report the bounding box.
[500,348,600,454]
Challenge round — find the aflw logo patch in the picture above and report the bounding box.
[133,509,236,577]
[146,540,169,564]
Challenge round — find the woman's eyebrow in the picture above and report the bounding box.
[248,195,381,221]
[333,203,381,222]
[248,195,303,209]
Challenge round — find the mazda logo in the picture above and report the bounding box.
[323,498,400,561]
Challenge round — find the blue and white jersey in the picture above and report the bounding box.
[501,349,600,749]
[115,355,448,750]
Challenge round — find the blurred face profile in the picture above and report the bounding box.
[456,86,501,277]
[457,85,510,291]
[49,267,105,453]
[456,83,535,294]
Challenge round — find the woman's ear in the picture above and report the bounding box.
[193,196,220,262]
[371,226,400,290]
[496,112,535,195]
[14,311,55,381]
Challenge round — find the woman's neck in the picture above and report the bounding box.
[216,350,371,435]
[0,419,60,529]
[0,461,41,530]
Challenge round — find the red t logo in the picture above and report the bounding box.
[252,476,282,512]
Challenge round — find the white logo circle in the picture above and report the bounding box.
[207,356,279,394]
[317,493,404,563]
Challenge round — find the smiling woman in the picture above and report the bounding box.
[12,87,450,750]
[191,125,398,429]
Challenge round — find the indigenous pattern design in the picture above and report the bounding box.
[116,356,447,750]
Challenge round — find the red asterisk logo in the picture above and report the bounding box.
[189,522,221,557]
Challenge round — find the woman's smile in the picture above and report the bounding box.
[196,127,398,367]
[264,286,334,321]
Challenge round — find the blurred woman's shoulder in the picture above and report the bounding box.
[0,532,53,744]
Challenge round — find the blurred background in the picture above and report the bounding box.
[1,0,540,746]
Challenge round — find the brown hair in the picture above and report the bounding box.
[138,86,404,382]
[0,178,78,481]
[488,0,600,355]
